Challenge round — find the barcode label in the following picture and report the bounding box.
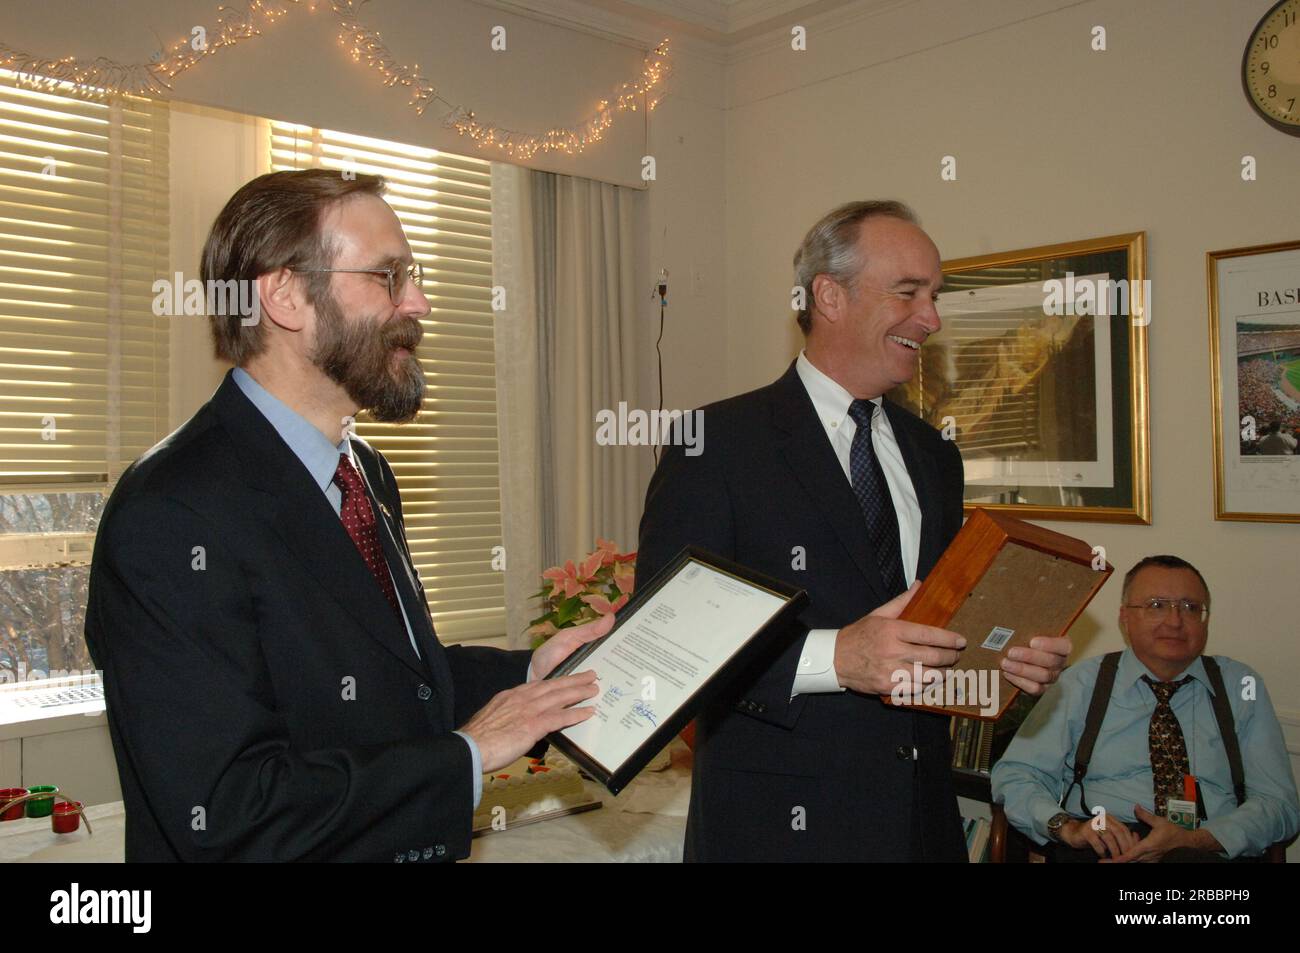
[982,626,1015,652]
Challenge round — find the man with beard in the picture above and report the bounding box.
[84,170,609,861]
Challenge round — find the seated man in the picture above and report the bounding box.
[992,555,1299,862]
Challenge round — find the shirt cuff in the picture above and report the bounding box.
[453,730,483,808]
[1029,796,1067,845]
[792,629,844,697]
[1199,818,1245,859]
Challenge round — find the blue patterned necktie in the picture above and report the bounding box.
[847,399,906,598]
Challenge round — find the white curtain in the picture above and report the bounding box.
[492,165,649,647]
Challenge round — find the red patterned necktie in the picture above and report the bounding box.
[334,454,402,620]
[1142,674,1192,815]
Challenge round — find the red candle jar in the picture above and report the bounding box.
[51,801,82,834]
[0,788,27,821]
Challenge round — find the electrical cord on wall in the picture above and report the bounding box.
[653,268,668,466]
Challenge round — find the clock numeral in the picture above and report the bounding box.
[1260,33,1279,49]
[1285,10,1297,27]
[1289,98,1297,113]
[1269,84,1278,98]
[1261,61,1270,74]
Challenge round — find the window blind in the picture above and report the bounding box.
[0,71,169,487]
[269,123,505,643]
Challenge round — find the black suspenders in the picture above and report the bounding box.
[1059,652,1246,815]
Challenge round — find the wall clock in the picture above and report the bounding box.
[1243,0,1300,135]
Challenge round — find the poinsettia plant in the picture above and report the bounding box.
[528,537,636,648]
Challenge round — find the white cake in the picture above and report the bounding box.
[471,752,595,832]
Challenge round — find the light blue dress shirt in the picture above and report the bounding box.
[991,648,1300,858]
[232,368,484,806]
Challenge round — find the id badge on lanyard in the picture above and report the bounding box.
[1166,774,1203,830]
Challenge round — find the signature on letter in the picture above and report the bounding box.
[631,700,657,726]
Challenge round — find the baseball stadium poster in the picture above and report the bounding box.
[1208,240,1300,522]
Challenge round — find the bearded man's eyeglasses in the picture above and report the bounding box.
[296,261,424,305]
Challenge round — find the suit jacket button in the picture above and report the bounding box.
[895,746,912,761]
[422,846,434,860]
[435,844,446,857]
[417,684,432,701]
[407,849,419,862]
[755,703,767,713]
[394,851,406,863]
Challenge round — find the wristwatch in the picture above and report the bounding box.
[1046,812,1072,843]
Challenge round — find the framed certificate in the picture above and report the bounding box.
[544,546,808,795]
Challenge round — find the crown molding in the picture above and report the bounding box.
[476,0,732,63]
[726,0,838,32]
[724,0,916,62]
[611,0,732,33]
[476,0,903,61]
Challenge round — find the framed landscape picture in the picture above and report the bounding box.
[889,232,1151,524]
[1208,239,1300,522]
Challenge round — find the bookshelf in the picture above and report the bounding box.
[949,693,1039,861]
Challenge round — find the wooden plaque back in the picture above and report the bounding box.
[885,508,1112,720]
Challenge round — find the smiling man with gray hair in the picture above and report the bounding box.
[637,200,1071,861]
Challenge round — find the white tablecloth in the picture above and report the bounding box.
[0,745,692,863]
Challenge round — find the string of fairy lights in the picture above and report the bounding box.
[0,0,670,159]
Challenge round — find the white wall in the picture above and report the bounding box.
[643,46,729,417]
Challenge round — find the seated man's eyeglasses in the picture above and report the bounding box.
[296,261,424,305]
[1124,598,1210,623]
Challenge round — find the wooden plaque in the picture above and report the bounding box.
[882,508,1112,720]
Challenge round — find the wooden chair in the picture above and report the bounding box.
[989,803,1289,863]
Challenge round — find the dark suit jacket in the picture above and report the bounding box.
[637,361,967,861]
[84,370,530,862]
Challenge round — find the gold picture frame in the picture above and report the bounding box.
[889,232,1150,524]
[1208,239,1300,523]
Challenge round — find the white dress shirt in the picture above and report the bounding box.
[791,351,923,696]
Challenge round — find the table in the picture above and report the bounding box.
[0,745,692,863]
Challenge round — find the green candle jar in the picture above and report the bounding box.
[25,785,58,818]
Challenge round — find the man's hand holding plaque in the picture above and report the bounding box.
[870,509,1103,719]
[833,582,965,695]
[834,581,1071,701]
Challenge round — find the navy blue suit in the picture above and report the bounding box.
[85,371,529,861]
[637,362,968,861]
